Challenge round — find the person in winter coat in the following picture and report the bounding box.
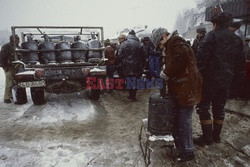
[0,35,20,103]
[141,37,151,79]
[229,19,244,40]
[141,36,162,79]
[142,36,162,79]
[228,19,246,98]
[192,27,207,56]
[151,28,202,162]
[149,45,162,78]
[244,36,250,98]
[118,30,145,101]
[194,12,246,146]
[244,36,250,60]
[229,19,243,33]
[115,34,127,79]
[104,39,116,93]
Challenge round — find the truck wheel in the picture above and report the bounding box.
[89,89,100,100]
[12,86,27,104]
[31,87,45,105]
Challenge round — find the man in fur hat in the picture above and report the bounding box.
[195,11,246,146]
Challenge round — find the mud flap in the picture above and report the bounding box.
[31,87,45,105]
[12,85,27,104]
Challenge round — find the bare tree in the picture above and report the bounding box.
[194,0,228,21]
[174,0,227,35]
[174,12,189,34]
[196,0,224,9]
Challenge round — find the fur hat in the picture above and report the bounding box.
[229,19,243,29]
[151,27,169,47]
[211,12,232,25]
[245,36,250,41]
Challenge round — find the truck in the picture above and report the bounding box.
[11,26,107,105]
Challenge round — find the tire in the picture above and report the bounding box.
[31,87,45,105]
[12,86,27,104]
[89,89,100,100]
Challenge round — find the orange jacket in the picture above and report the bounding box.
[104,46,116,65]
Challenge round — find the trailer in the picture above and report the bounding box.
[11,26,107,104]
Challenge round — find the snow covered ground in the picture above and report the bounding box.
[0,68,4,99]
[0,68,113,167]
[0,68,249,166]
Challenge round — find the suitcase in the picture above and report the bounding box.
[148,92,176,135]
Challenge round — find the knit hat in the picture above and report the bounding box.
[104,39,111,46]
[9,34,19,43]
[119,34,126,39]
[151,27,169,47]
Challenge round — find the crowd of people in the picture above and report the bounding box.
[102,11,248,162]
[0,8,249,163]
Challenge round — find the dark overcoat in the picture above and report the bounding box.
[119,34,145,77]
[197,26,245,89]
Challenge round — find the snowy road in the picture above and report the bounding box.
[0,68,115,167]
[0,68,146,167]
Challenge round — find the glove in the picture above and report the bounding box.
[160,70,169,80]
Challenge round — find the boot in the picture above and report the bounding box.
[213,122,223,143]
[194,124,213,146]
[4,99,11,103]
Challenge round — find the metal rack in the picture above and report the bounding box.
[139,118,175,167]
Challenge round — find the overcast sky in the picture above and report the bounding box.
[0,0,197,38]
